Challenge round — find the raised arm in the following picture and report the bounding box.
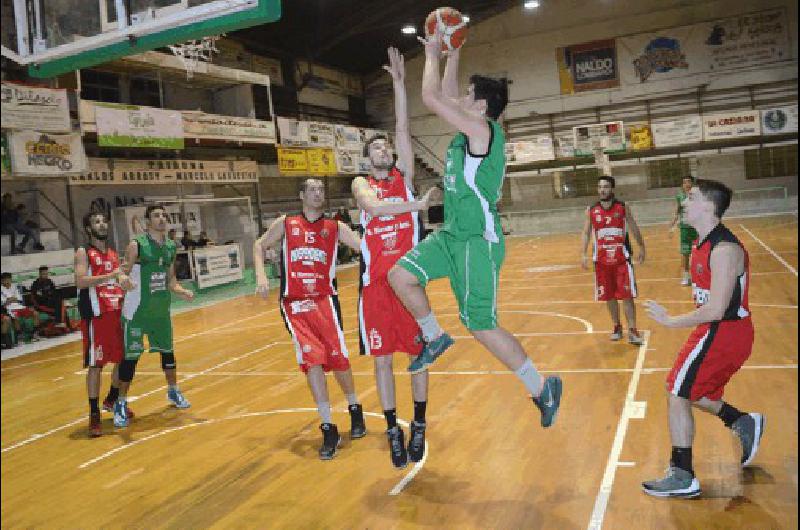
[337,221,362,253]
[419,33,489,148]
[74,247,121,289]
[626,205,646,264]
[254,216,286,298]
[383,47,414,187]
[442,47,460,99]
[351,177,430,218]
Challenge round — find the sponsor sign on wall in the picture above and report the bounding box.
[8,131,87,175]
[277,147,309,175]
[1,83,71,132]
[556,39,619,94]
[627,122,654,150]
[761,105,798,135]
[95,103,184,149]
[703,110,761,140]
[506,136,556,164]
[193,243,244,289]
[651,115,703,147]
[619,8,789,85]
[307,122,336,148]
[71,159,257,185]
[182,112,276,143]
[334,125,362,150]
[277,117,310,147]
[554,131,575,158]
[306,148,337,175]
[573,122,625,156]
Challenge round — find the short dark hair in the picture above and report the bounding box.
[695,178,732,218]
[299,178,323,194]
[470,75,509,120]
[145,203,167,219]
[598,175,616,188]
[38,266,48,272]
[682,175,695,183]
[1,272,11,280]
[82,211,106,230]
[363,134,389,157]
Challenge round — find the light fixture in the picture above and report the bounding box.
[463,15,470,23]
[524,0,540,9]
[401,24,416,35]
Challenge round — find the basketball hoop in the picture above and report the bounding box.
[593,137,611,176]
[168,35,223,79]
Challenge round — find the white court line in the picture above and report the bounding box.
[496,300,798,309]
[77,408,425,496]
[588,330,650,530]
[739,224,798,277]
[1,341,287,454]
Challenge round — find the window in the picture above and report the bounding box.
[553,167,602,198]
[745,145,798,180]
[130,77,161,107]
[80,70,120,102]
[647,158,691,189]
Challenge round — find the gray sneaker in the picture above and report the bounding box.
[407,333,454,374]
[731,413,766,467]
[642,466,701,498]
[532,376,562,428]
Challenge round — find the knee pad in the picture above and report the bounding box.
[160,351,176,370]
[118,358,138,382]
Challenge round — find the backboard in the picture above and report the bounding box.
[1,0,281,78]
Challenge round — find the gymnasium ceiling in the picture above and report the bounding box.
[230,0,521,75]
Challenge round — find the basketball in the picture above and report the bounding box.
[424,7,468,51]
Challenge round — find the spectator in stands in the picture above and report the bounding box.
[180,232,196,250]
[167,229,177,242]
[1,272,40,341]
[1,307,19,348]
[1,194,45,254]
[195,231,213,247]
[30,266,69,328]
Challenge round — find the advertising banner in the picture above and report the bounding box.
[334,125,362,150]
[336,149,360,174]
[71,159,258,185]
[277,117,309,147]
[193,243,244,289]
[619,8,789,85]
[277,147,309,175]
[306,148,337,176]
[307,122,336,148]
[573,121,625,156]
[8,131,88,175]
[1,83,71,132]
[703,110,761,140]
[556,39,619,94]
[506,135,556,164]
[651,115,703,147]
[554,131,575,158]
[761,105,798,135]
[182,112,276,143]
[95,103,184,149]
[627,122,654,150]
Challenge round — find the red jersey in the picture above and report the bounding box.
[589,199,631,265]
[360,167,420,286]
[691,224,750,320]
[78,246,124,318]
[281,215,339,299]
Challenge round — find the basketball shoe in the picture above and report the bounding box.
[319,423,341,460]
[348,404,367,439]
[610,324,623,341]
[88,412,102,438]
[113,399,129,428]
[408,333,454,374]
[407,421,426,462]
[642,466,701,498]
[532,376,563,428]
[628,328,644,345]
[103,398,135,419]
[386,426,408,468]
[731,413,766,466]
[167,387,191,409]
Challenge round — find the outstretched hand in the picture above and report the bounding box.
[383,46,405,82]
[418,30,443,58]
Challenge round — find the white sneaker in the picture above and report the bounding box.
[681,274,691,286]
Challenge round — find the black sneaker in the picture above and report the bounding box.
[386,425,408,469]
[731,413,766,467]
[348,404,367,439]
[318,423,341,461]
[407,421,426,462]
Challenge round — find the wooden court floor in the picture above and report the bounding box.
[2,214,797,529]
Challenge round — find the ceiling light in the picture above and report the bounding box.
[524,0,540,9]
[401,24,416,35]
[463,15,470,23]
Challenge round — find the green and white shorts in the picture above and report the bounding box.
[399,230,505,331]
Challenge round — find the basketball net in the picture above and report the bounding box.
[592,137,611,176]
[168,35,223,79]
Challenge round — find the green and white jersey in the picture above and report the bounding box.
[442,120,506,243]
[122,233,177,320]
[676,190,689,227]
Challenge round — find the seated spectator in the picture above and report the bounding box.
[1,194,45,254]
[180,232,196,250]
[1,307,19,348]
[195,231,213,247]
[30,266,72,331]
[1,272,40,341]
[167,229,177,242]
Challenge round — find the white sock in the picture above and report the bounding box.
[417,312,443,342]
[318,402,332,424]
[346,393,358,406]
[514,358,543,398]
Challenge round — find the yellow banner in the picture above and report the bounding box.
[629,125,653,150]
[277,147,308,175]
[306,148,337,176]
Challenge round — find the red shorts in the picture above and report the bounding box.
[280,296,350,374]
[358,278,423,357]
[594,260,637,301]
[666,318,754,401]
[82,310,124,368]
[9,307,35,319]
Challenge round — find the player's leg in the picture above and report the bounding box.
[117,315,147,427]
[147,313,189,409]
[82,316,106,437]
[305,365,342,460]
[389,232,454,373]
